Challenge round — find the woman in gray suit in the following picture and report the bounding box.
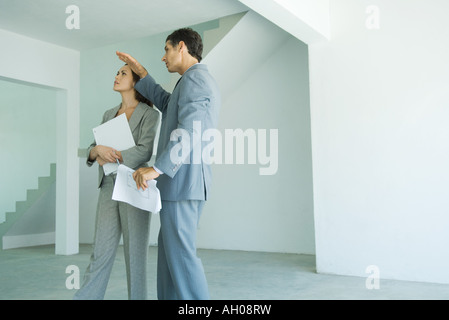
[73,64,160,300]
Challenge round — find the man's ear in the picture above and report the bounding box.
[178,41,186,53]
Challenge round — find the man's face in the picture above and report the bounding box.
[162,41,181,73]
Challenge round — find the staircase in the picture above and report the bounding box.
[0,163,56,250]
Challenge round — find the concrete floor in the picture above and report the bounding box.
[1,244,449,300]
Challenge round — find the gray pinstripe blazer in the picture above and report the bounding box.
[86,102,160,188]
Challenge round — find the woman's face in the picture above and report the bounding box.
[113,65,135,92]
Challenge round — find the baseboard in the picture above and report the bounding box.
[2,232,55,250]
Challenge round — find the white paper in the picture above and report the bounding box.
[112,164,162,213]
[93,113,135,175]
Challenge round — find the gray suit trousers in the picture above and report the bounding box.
[157,200,209,300]
[73,175,151,300]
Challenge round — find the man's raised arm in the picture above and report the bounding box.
[116,51,148,79]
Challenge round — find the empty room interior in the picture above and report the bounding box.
[1,0,449,300]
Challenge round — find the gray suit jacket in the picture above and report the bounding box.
[87,102,160,188]
[135,64,221,201]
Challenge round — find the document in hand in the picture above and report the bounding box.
[112,164,162,213]
[92,113,135,175]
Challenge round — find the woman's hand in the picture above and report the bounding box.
[133,167,160,190]
[91,145,120,164]
[96,156,107,167]
[116,51,148,79]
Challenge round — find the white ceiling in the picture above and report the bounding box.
[0,0,248,50]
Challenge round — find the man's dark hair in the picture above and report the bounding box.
[166,28,203,62]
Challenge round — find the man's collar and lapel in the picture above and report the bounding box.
[174,63,207,91]
[185,63,206,73]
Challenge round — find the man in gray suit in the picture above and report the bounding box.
[117,28,220,300]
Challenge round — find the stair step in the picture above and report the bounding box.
[4,211,15,220]
[15,200,28,213]
[27,188,40,198]
[38,176,53,186]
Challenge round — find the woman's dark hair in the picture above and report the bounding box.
[166,28,203,62]
[125,64,153,107]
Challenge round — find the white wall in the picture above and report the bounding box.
[309,0,449,283]
[0,28,80,255]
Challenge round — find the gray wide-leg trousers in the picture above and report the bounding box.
[73,175,151,300]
